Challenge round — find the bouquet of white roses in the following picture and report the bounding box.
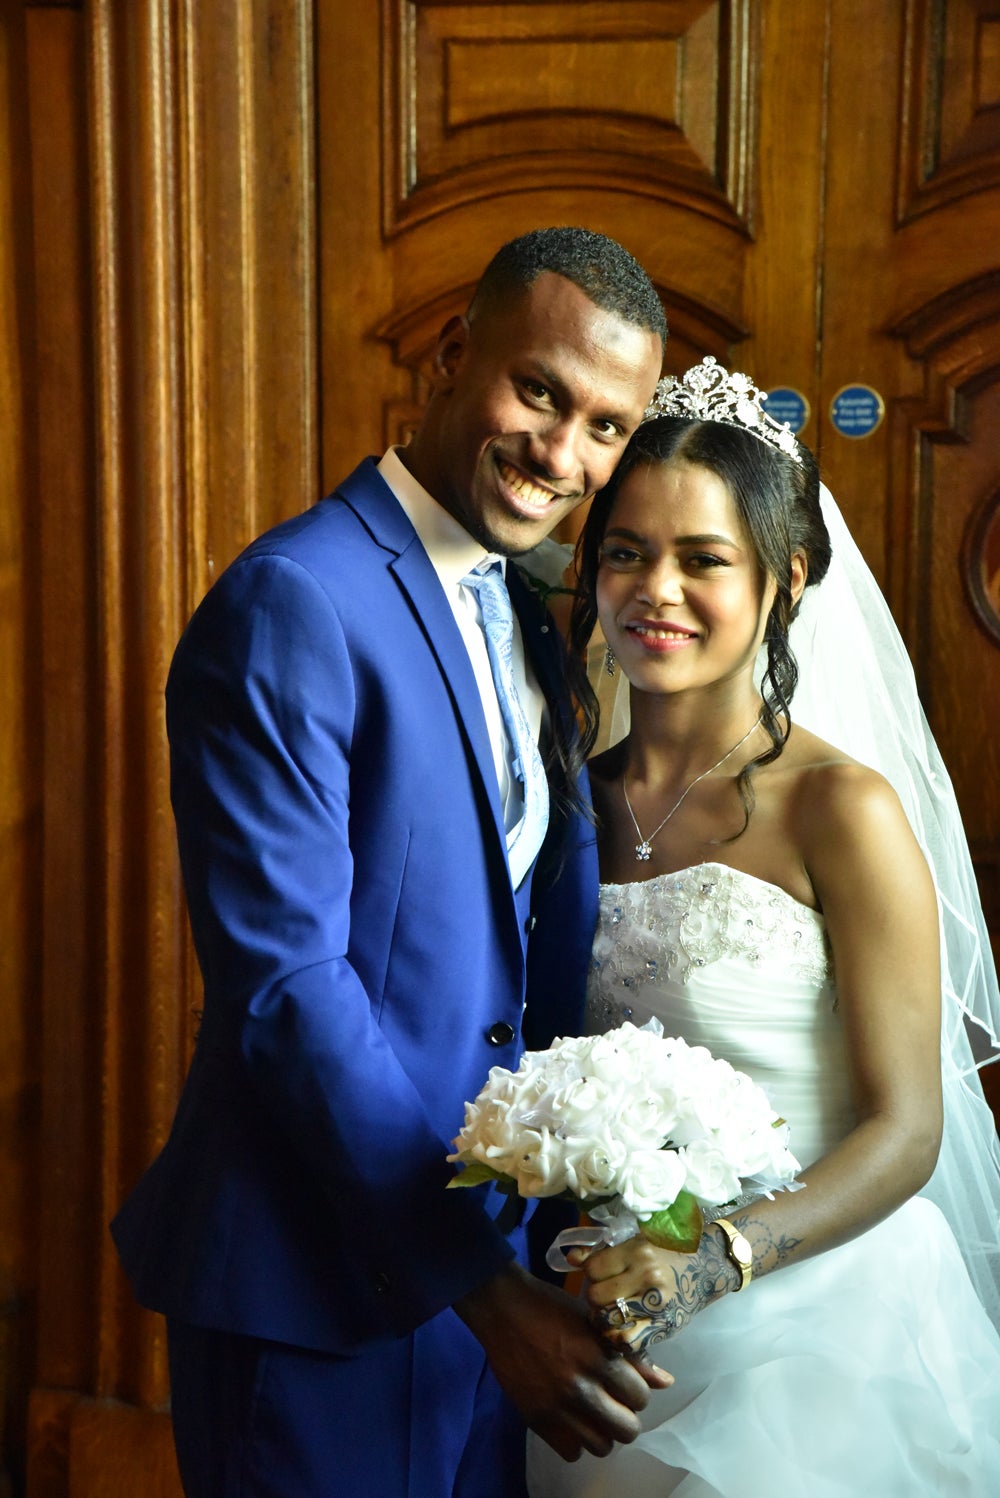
[447,1020,800,1258]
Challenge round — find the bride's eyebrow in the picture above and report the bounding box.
[675,532,740,548]
[602,526,646,543]
[601,527,740,548]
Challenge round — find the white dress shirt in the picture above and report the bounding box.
[377,448,548,888]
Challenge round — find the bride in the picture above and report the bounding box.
[526,359,1000,1496]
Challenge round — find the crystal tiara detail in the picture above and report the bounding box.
[642,355,802,465]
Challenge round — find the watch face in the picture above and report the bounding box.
[716,1219,752,1285]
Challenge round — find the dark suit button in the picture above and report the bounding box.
[525,914,537,933]
[486,1021,516,1047]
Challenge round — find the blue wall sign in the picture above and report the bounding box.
[830,384,884,439]
[764,387,810,436]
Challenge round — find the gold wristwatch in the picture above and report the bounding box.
[713,1216,753,1291]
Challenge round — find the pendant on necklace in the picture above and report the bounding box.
[635,841,653,862]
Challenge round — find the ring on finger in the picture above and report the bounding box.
[601,1296,635,1330]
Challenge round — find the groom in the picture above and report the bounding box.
[111,227,668,1496]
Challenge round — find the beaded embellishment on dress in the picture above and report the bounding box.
[587,862,832,1034]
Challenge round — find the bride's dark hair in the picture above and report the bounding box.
[570,414,831,831]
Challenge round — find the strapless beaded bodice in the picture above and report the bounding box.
[586,862,853,1169]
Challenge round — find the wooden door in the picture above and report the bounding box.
[14,2,1000,1493]
[817,0,1000,1098]
[319,0,826,490]
[318,0,1000,1002]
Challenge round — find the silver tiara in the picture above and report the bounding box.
[642,355,802,464]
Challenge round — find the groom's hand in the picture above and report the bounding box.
[455,1262,673,1461]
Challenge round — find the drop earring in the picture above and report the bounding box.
[604,646,616,676]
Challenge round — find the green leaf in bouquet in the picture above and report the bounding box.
[639,1189,705,1254]
[446,1160,512,1190]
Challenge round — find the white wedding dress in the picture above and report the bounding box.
[526,863,1000,1498]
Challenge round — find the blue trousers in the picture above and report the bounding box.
[167,1302,530,1498]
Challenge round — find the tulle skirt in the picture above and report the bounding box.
[527,1196,1000,1497]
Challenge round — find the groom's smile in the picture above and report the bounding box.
[494,456,576,517]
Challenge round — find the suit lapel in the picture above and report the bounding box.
[337,462,573,897]
[338,461,510,861]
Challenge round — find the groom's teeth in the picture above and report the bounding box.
[499,462,553,506]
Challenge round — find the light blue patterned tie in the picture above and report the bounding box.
[463,562,550,877]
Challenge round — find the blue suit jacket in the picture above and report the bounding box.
[112,459,598,1356]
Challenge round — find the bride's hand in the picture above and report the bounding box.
[570,1227,736,1356]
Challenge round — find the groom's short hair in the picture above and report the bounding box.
[469,226,667,344]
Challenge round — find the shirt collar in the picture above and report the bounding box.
[377,447,503,588]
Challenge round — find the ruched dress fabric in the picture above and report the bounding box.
[526,863,1000,1498]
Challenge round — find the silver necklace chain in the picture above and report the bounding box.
[622,716,762,862]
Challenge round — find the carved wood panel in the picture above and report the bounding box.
[964,486,1000,648]
[323,0,786,494]
[382,0,756,234]
[899,0,1000,220]
[20,1,317,1491]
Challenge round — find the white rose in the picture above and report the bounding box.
[470,1072,514,1115]
[548,1033,599,1064]
[562,1137,629,1200]
[668,1055,745,1141]
[679,1139,742,1205]
[582,1032,641,1088]
[450,1097,507,1156]
[544,1075,615,1134]
[663,1097,715,1146]
[616,1147,686,1217]
[509,1068,555,1112]
[617,1021,675,1072]
[610,1091,678,1153]
[512,1126,571,1198]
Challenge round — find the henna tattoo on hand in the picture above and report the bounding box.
[596,1210,810,1356]
[598,1231,737,1355]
